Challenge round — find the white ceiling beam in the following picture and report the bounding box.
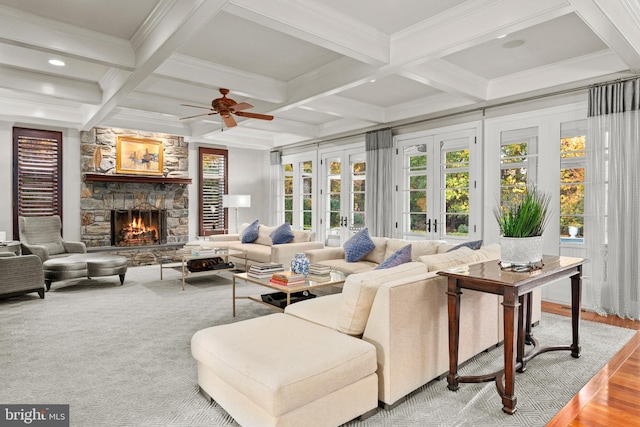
[0,96,84,127]
[571,0,640,72]
[385,93,476,123]
[400,59,489,102]
[302,96,386,123]
[391,0,573,66]
[317,118,378,138]
[488,50,629,100]
[81,0,230,130]
[0,5,134,69]
[0,66,101,104]
[154,54,287,103]
[225,0,389,66]
[103,108,191,137]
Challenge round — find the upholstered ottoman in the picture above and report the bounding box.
[191,313,378,427]
[43,254,128,290]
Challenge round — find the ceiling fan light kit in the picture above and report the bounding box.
[180,88,274,128]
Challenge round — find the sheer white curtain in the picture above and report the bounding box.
[365,128,394,237]
[585,78,640,320]
[269,151,283,226]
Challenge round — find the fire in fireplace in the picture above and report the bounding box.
[111,208,167,247]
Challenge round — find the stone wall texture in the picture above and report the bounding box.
[80,127,190,265]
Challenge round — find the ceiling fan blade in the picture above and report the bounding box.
[180,103,212,110]
[222,114,237,127]
[230,102,253,112]
[234,111,274,121]
[179,112,218,120]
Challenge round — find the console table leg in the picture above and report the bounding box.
[517,294,527,373]
[571,266,583,358]
[446,278,462,391]
[232,275,237,317]
[502,291,519,414]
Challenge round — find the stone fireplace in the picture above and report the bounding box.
[79,127,190,266]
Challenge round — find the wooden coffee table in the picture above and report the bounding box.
[438,255,584,415]
[232,270,347,316]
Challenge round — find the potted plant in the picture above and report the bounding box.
[494,185,551,267]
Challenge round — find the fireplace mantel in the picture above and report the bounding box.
[84,173,192,185]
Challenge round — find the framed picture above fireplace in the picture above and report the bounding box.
[116,136,164,175]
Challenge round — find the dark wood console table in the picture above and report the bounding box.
[438,255,584,414]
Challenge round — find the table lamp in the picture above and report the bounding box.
[223,195,251,234]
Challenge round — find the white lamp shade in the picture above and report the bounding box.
[222,194,251,208]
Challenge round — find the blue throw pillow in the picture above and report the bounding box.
[270,223,294,245]
[241,220,259,243]
[344,228,376,262]
[447,239,483,252]
[376,245,412,270]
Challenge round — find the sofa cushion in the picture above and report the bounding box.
[385,239,443,261]
[241,220,259,243]
[338,262,430,336]
[376,245,411,270]
[344,228,375,262]
[230,243,272,263]
[474,243,501,261]
[362,236,388,264]
[447,239,483,252]
[270,223,294,245]
[255,225,275,246]
[418,246,478,272]
[285,293,342,329]
[42,241,65,255]
[313,259,378,275]
[291,229,311,243]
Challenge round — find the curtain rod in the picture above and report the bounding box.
[274,73,640,153]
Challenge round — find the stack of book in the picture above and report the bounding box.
[190,247,220,256]
[247,262,284,279]
[269,271,306,286]
[308,264,332,282]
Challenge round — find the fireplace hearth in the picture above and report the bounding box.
[111,208,167,247]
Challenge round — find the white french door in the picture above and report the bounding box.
[396,126,479,241]
[320,147,366,246]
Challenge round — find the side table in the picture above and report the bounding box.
[438,255,584,415]
[0,241,21,256]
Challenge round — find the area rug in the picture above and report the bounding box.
[0,264,635,426]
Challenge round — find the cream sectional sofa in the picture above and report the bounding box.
[191,240,534,426]
[185,224,324,269]
[297,241,511,408]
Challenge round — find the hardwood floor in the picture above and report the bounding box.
[543,302,640,426]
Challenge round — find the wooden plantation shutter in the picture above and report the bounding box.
[13,127,63,239]
[199,147,228,236]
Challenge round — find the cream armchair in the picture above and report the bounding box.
[0,252,45,299]
[18,215,86,262]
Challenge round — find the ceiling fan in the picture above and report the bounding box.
[179,88,274,128]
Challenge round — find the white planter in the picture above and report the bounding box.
[568,226,579,238]
[500,236,544,266]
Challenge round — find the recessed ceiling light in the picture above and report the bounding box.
[369,79,376,83]
[497,34,507,39]
[502,40,525,49]
[48,59,65,67]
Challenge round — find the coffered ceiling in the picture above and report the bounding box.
[0,0,638,149]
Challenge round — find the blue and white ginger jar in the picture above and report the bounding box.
[291,253,310,276]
